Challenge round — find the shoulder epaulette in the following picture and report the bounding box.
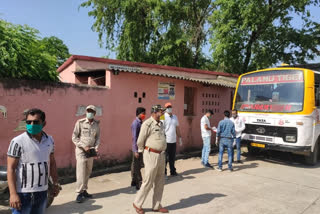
[78,118,86,123]
[144,118,153,127]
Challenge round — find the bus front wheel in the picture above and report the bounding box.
[247,145,260,155]
[305,141,319,165]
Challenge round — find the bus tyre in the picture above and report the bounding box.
[247,145,259,155]
[305,142,319,165]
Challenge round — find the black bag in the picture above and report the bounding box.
[85,148,97,158]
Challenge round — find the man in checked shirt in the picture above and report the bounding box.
[216,110,236,172]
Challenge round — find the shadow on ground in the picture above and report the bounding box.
[144,193,226,212]
[165,167,214,185]
[93,186,136,199]
[48,199,102,214]
[48,186,137,214]
[180,167,211,176]
[242,149,320,169]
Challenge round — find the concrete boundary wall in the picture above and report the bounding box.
[0,79,112,168]
[0,76,232,169]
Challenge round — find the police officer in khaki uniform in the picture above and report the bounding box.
[133,105,169,214]
[72,105,100,203]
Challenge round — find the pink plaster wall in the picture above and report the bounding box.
[59,63,76,83]
[0,80,111,168]
[107,72,233,154]
[105,71,111,88]
[0,72,233,169]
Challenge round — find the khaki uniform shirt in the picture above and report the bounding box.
[137,116,167,153]
[72,118,100,155]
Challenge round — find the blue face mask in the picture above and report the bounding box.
[86,112,95,119]
[26,124,43,135]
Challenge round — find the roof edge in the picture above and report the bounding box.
[57,55,239,78]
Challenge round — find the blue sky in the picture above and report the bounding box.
[1,0,319,62]
[1,0,114,58]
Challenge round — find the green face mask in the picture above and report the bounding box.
[86,112,95,119]
[26,124,43,135]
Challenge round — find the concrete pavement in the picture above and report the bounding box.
[1,149,320,214]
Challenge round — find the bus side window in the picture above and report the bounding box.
[315,87,320,107]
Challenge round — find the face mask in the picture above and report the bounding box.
[140,114,146,120]
[26,124,43,135]
[86,112,95,119]
[166,108,172,113]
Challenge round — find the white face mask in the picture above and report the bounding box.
[166,108,172,113]
[86,112,95,119]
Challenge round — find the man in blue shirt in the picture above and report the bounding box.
[131,107,146,190]
[216,110,236,172]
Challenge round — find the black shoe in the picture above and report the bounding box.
[131,180,136,187]
[135,185,140,190]
[135,182,142,190]
[83,190,93,198]
[204,163,213,168]
[237,160,243,164]
[229,168,233,172]
[76,193,85,203]
[171,172,179,176]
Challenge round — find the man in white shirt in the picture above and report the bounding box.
[230,110,246,163]
[7,108,60,214]
[200,110,214,168]
[163,103,182,176]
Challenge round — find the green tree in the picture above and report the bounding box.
[81,0,214,69]
[210,0,320,74]
[0,19,70,81]
[41,36,71,68]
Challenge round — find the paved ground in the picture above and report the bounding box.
[1,149,320,214]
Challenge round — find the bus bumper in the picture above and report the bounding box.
[243,140,311,155]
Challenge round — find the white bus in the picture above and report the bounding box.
[233,67,320,164]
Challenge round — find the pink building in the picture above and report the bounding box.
[0,55,238,169]
[58,55,238,162]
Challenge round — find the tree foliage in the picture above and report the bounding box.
[81,0,214,69]
[0,19,70,81]
[210,0,320,74]
[82,0,320,74]
[41,36,71,68]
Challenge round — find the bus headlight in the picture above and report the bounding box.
[285,135,296,142]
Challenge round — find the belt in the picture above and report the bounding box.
[220,136,233,139]
[145,146,162,154]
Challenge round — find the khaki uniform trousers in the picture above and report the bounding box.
[134,150,165,210]
[76,154,94,193]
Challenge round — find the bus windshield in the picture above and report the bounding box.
[235,70,304,113]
